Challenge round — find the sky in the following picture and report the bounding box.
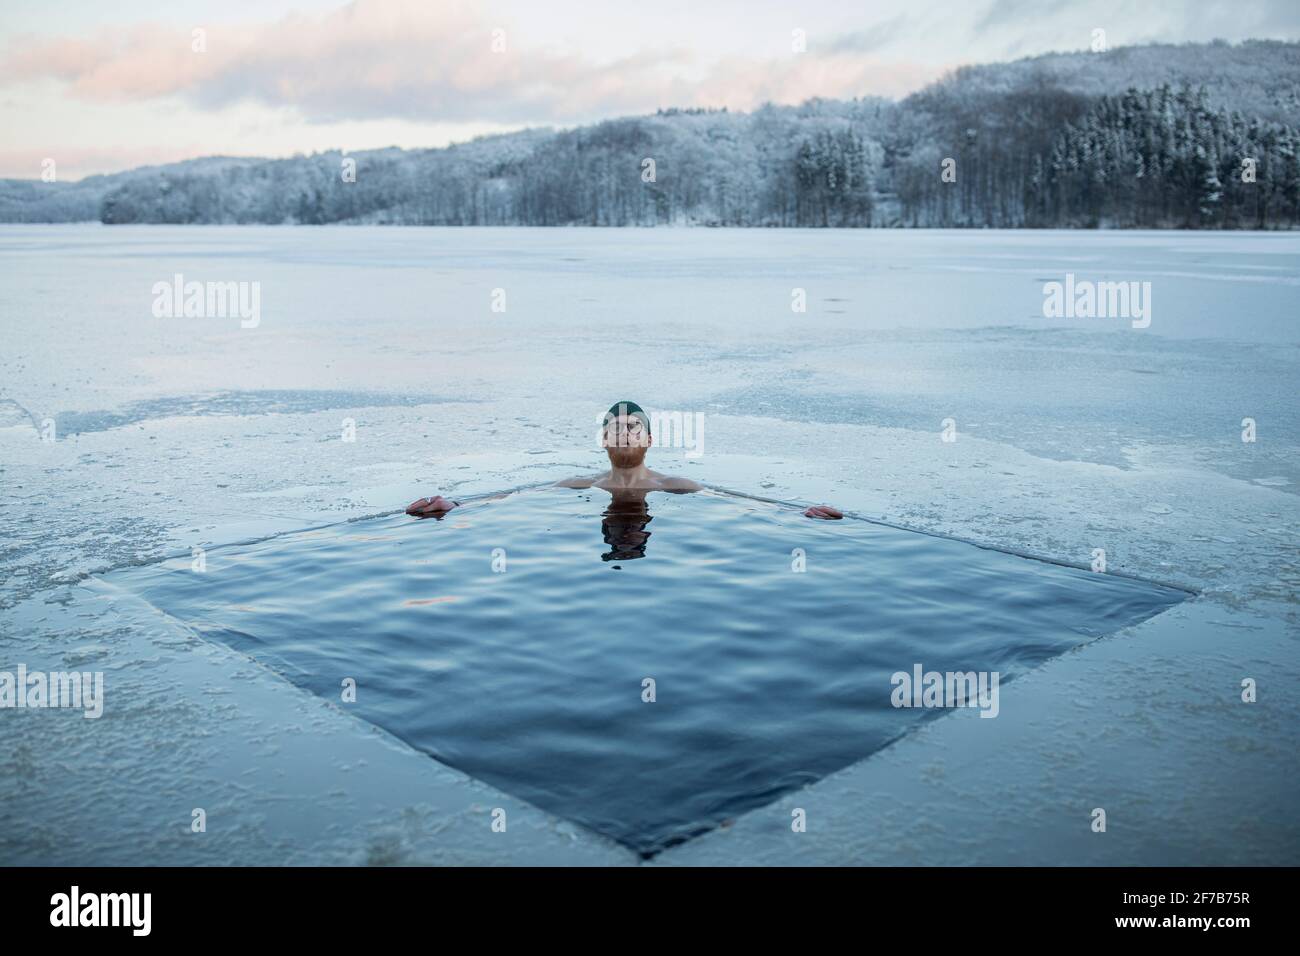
[1,0,1298,180]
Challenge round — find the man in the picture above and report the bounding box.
[406,401,843,519]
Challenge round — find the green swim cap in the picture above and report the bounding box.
[605,400,651,435]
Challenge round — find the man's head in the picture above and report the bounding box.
[602,400,652,468]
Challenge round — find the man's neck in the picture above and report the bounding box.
[604,462,652,487]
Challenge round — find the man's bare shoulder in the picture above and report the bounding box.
[555,473,606,489]
[657,475,704,493]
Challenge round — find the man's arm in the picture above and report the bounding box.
[407,488,526,516]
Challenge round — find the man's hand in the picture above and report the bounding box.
[803,504,843,520]
[406,495,459,517]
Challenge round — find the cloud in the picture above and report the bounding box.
[697,53,938,107]
[975,0,1050,31]
[825,16,917,55]
[0,0,939,124]
[0,144,214,181]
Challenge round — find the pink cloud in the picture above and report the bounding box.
[0,0,940,125]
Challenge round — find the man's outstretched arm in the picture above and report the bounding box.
[407,488,526,516]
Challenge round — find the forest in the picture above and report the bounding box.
[4,40,1299,229]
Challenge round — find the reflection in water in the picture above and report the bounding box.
[601,491,653,561]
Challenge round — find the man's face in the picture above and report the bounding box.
[602,414,651,467]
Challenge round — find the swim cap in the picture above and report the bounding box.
[604,400,651,435]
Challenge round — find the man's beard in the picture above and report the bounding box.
[606,445,647,469]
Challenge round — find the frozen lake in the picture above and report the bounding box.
[1,225,1297,865]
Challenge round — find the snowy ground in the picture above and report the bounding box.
[1,225,1296,865]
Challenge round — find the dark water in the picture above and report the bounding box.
[107,488,1187,855]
